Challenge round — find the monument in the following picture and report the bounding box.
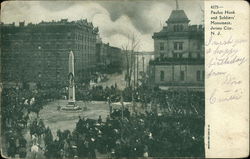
[61,51,81,111]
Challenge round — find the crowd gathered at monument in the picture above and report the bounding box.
[1,78,204,158]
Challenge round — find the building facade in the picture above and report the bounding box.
[1,19,98,88]
[149,9,204,91]
[96,41,122,73]
[108,46,122,73]
[95,41,110,72]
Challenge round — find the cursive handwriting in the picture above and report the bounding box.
[207,69,227,79]
[206,36,233,46]
[208,55,247,68]
[222,74,242,85]
[212,45,238,57]
[206,35,246,106]
[206,36,247,47]
[209,89,243,104]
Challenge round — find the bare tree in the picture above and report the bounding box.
[199,4,204,25]
[122,33,141,88]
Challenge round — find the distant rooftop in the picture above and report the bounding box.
[166,10,190,23]
[1,18,98,29]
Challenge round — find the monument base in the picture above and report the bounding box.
[61,101,82,111]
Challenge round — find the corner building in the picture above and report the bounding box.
[1,19,98,88]
[149,9,204,91]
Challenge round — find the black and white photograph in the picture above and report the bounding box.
[1,0,205,158]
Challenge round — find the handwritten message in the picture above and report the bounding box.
[206,5,248,105]
[205,1,249,157]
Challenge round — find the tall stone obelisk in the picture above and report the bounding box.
[62,51,80,110]
[68,51,75,106]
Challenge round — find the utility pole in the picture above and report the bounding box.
[133,52,136,89]
[136,53,139,87]
[133,52,136,113]
[142,56,145,73]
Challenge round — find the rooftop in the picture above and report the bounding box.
[1,19,98,30]
[166,10,190,23]
[149,57,204,65]
[152,25,204,39]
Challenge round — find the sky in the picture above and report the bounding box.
[1,0,204,51]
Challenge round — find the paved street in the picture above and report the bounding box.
[24,100,111,158]
[96,72,126,89]
[38,100,110,137]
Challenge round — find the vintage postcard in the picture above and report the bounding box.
[0,0,248,158]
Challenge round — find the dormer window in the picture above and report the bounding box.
[174,25,184,32]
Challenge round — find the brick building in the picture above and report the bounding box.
[108,46,122,73]
[1,19,99,88]
[149,8,204,91]
[95,41,110,72]
[95,41,122,74]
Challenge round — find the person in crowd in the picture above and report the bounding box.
[18,136,27,158]
[97,115,102,124]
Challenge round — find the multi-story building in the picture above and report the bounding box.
[108,46,122,73]
[1,19,99,88]
[96,41,122,73]
[149,8,204,91]
[95,41,110,72]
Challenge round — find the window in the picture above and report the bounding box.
[174,42,183,50]
[196,71,201,81]
[160,71,164,81]
[174,25,177,32]
[202,70,205,80]
[47,61,51,67]
[174,43,177,50]
[174,25,184,32]
[180,71,185,81]
[179,43,183,50]
[160,42,164,50]
[56,72,60,78]
[180,25,183,31]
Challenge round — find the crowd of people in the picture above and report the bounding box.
[151,89,205,118]
[1,86,53,158]
[42,107,204,158]
[1,82,205,158]
[75,84,150,103]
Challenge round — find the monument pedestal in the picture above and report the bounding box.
[61,100,81,111]
[67,101,76,107]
